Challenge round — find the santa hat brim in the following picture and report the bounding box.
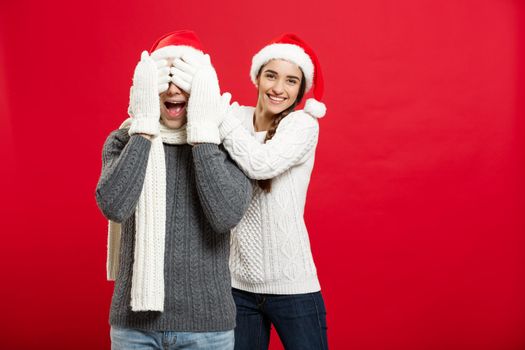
[150,45,204,60]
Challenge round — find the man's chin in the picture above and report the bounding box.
[160,116,187,130]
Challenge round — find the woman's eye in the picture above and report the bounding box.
[287,79,297,85]
[265,74,276,79]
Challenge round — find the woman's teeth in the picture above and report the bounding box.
[268,94,286,103]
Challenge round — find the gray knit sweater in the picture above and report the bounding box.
[95,128,252,332]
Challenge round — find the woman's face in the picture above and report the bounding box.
[256,59,303,116]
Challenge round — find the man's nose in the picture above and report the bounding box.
[167,82,183,95]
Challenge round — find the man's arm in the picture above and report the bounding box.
[95,129,151,222]
[192,143,253,233]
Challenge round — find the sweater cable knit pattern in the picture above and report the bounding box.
[96,128,252,331]
[223,106,321,295]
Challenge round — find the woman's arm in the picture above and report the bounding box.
[95,129,151,222]
[222,110,319,180]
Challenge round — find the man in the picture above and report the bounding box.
[95,30,252,349]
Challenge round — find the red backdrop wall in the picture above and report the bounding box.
[1,0,524,349]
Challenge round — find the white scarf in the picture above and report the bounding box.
[106,118,187,312]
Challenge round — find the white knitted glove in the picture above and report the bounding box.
[186,64,230,144]
[218,101,242,141]
[155,58,171,94]
[128,51,160,136]
[170,53,211,94]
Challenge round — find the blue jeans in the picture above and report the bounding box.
[232,288,328,350]
[110,326,234,350]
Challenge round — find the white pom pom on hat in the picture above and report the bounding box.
[304,98,327,118]
[250,33,326,118]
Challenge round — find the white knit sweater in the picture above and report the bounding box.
[223,106,321,294]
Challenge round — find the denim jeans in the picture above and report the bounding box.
[232,288,328,350]
[110,326,234,350]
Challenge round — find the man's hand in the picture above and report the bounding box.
[128,51,160,137]
[155,58,171,94]
[185,63,227,145]
[170,53,212,94]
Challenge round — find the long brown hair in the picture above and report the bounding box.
[257,65,307,193]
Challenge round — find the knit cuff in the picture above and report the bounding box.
[128,117,160,137]
[187,122,221,145]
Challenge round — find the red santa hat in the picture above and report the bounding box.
[250,33,326,118]
[149,29,205,60]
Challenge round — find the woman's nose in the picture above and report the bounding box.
[271,80,285,94]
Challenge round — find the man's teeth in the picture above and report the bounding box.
[166,102,185,108]
[165,101,186,114]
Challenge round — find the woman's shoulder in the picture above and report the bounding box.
[231,104,256,131]
[280,109,320,129]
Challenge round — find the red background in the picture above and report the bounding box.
[1,0,524,349]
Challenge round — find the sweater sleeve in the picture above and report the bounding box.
[192,143,253,234]
[95,129,152,223]
[222,110,319,180]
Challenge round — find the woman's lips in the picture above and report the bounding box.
[266,94,287,105]
[164,101,186,119]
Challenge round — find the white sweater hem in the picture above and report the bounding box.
[231,276,321,295]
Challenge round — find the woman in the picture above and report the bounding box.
[172,32,328,350]
[224,34,328,350]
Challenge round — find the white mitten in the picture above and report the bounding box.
[170,53,211,94]
[218,100,242,141]
[186,64,228,144]
[155,59,171,94]
[128,51,160,136]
